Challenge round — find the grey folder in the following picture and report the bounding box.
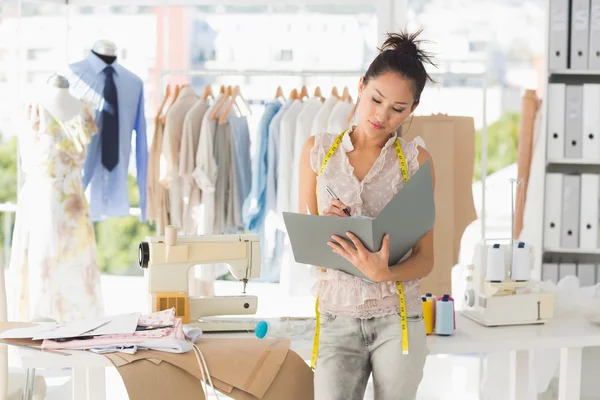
[561,174,581,248]
[570,0,590,70]
[283,161,434,282]
[565,85,583,159]
[549,0,570,69]
[589,0,600,68]
[577,263,597,286]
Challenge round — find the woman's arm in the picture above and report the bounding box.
[299,136,318,215]
[387,146,435,282]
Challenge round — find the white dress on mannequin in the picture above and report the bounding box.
[9,85,104,322]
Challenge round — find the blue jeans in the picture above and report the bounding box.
[314,312,428,400]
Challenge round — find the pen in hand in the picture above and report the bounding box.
[325,185,352,217]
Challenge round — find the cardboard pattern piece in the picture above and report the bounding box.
[283,161,435,281]
[401,115,477,296]
[0,323,314,400]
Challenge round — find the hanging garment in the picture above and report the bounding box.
[10,103,104,322]
[229,116,252,231]
[326,100,355,134]
[146,117,169,234]
[194,95,223,237]
[160,87,199,230]
[311,96,339,134]
[67,51,148,221]
[179,99,210,234]
[243,99,281,232]
[290,97,324,213]
[213,119,235,235]
[262,100,293,281]
[276,99,304,216]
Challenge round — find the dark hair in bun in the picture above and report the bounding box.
[364,29,436,103]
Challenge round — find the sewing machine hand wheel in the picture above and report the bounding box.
[139,242,150,269]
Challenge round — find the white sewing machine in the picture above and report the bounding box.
[462,239,555,327]
[138,226,261,332]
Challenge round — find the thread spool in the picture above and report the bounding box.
[485,243,506,282]
[424,292,437,324]
[511,241,532,282]
[422,296,434,334]
[435,295,455,336]
[165,225,177,246]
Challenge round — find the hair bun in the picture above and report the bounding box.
[381,31,418,55]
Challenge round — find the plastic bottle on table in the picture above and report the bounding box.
[254,318,316,339]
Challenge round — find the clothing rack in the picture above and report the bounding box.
[155,66,491,239]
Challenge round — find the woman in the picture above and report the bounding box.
[298,30,436,400]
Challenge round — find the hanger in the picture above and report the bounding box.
[202,85,214,101]
[331,86,340,99]
[161,84,182,124]
[210,85,232,120]
[218,85,252,125]
[154,84,171,124]
[299,86,308,101]
[289,88,298,100]
[341,87,350,102]
[275,86,285,101]
[313,86,323,100]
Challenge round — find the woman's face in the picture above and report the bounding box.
[356,72,418,138]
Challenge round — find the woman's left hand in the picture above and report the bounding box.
[328,232,392,282]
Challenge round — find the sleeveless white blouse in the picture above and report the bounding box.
[310,126,426,318]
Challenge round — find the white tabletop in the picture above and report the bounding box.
[10,314,600,370]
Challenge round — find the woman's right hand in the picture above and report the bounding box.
[322,199,350,217]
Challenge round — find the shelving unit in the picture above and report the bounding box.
[539,0,600,285]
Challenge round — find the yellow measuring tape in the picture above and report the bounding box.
[311,130,410,369]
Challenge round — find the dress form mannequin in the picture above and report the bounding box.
[39,75,83,121]
[91,39,117,64]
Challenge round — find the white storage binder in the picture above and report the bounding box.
[549,0,570,69]
[547,84,566,159]
[571,0,591,69]
[577,263,597,286]
[561,174,581,248]
[544,173,563,248]
[579,174,600,248]
[590,0,600,68]
[583,84,600,159]
[597,265,600,284]
[559,262,578,280]
[565,85,584,158]
[542,263,560,283]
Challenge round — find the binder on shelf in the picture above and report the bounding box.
[558,262,577,280]
[561,174,581,248]
[542,262,559,283]
[547,84,566,159]
[579,174,599,248]
[597,264,600,284]
[570,0,591,69]
[583,84,600,159]
[577,263,597,286]
[565,85,584,158]
[549,0,570,69]
[589,0,600,69]
[544,173,563,248]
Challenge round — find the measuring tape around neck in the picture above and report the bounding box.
[311,130,410,369]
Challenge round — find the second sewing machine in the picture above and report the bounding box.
[138,226,261,332]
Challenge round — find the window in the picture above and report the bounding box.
[27,48,52,61]
[276,49,293,62]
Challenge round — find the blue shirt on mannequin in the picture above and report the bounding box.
[67,51,148,221]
